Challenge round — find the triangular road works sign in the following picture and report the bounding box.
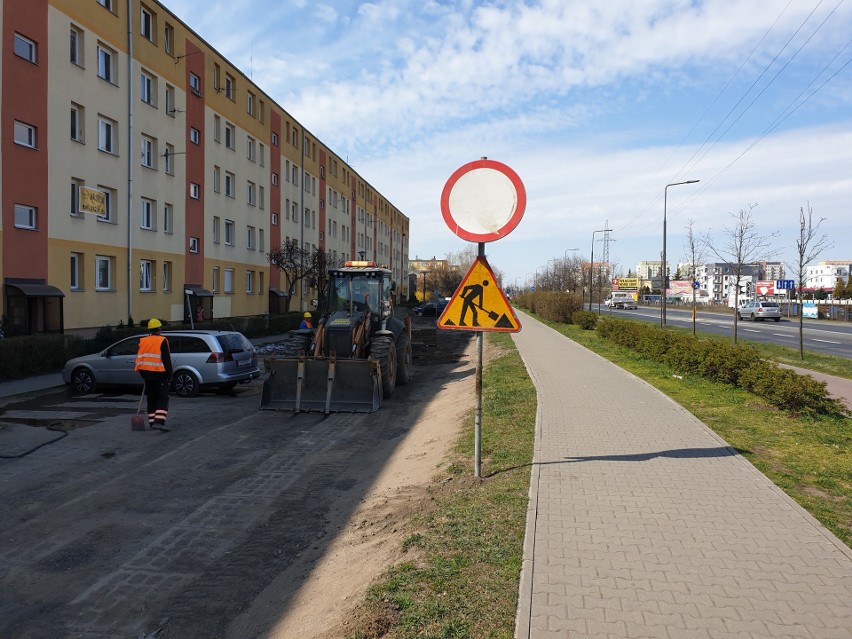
[438,256,521,333]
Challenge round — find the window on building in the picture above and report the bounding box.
[163,203,173,234]
[96,255,112,290]
[247,181,256,206]
[189,237,199,253]
[272,172,278,186]
[259,228,265,251]
[189,72,201,95]
[140,71,155,105]
[213,114,221,142]
[224,268,234,293]
[213,166,221,193]
[71,178,83,216]
[14,204,37,229]
[141,135,155,168]
[225,171,235,197]
[163,261,172,291]
[14,33,36,63]
[164,22,174,55]
[213,216,220,243]
[70,103,84,142]
[164,143,174,175]
[290,202,298,222]
[14,121,36,148]
[225,122,235,150]
[259,185,265,210]
[246,270,254,293]
[98,116,116,153]
[70,253,82,290]
[190,183,200,199]
[224,74,234,100]
[271,213,278,226]
[212,266,220,293]
[213,62,221,91]
[140,259,154,291]
[97,185,115,222]
[247,136,256,162]
[97,0,114,11]
[70,26,83,66]
[165,83,176,115]
[140,197,155,229]
[97,44,115,82]
[224,220,235,246]
[272,132,279,146]
[259,143,265,166]
[247,226,255,250]
[190,127,200,144]
[291,163,299,185]
[247,91,255,116]
[140,6,154,41]
[259,271,265,295]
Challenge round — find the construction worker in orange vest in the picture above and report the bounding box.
[135,318,173,431]
[299,311,313,330]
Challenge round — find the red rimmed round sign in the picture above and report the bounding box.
[440,159,526,243]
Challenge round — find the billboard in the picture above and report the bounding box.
[755,280,775,296]
[612,277,638,290]
[80,187,107,216]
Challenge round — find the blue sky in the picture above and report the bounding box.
[167,0,852,288]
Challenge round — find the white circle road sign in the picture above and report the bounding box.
[440,159,526,242]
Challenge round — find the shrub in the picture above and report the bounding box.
[572,310,598,330]
[535,291,583,323]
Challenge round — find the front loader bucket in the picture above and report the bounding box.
[260,354,382,414]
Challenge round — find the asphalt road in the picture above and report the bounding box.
[604,305,852,359]
[0,322,473,638]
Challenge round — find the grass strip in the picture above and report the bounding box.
[348,333,536,638]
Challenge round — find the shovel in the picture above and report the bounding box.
[469,300,499,321]
[131,383,147,430]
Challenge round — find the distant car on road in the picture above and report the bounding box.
[413,300,448,317]
[736,301,782,322]
[62,330,261,396]
[621,299,638,310]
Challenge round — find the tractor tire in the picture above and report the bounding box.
[370,335,397,398]
[395,332,412,385]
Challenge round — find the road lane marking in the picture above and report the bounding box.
[772,334,791,338]
[812,338,841,344]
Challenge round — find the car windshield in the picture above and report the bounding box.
[215,333,251,353]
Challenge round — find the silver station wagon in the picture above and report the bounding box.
[62,330,261,396]
[736,301,782,322]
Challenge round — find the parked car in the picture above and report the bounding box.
[413,299,448,317]
[621,299,638,310]
[736,301,782,322]
[62,330,261,396]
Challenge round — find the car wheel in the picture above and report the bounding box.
[395,332,412,386]
[774,317,781,322]
[370,336,397,398]
[172,370,200,397]
[70,368,96,394]
[751,313,757,322]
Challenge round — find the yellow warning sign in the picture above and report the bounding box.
[438,256,521,332]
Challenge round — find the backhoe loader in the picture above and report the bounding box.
[260,261,412,413]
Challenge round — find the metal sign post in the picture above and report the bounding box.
[439,158,525,477]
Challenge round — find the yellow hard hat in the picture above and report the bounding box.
[147,318,162,329]
[303,312,312,318]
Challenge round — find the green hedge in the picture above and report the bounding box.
[595,318,843,416]
[512,290,584,323]
[571,310,599,330]
[0,312,305,382]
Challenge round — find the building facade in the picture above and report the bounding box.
[804,260,852,292]
[1,0,409,334]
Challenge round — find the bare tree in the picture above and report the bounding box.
[267,242,333,312]
[683,218,706,336]
[786,203,832,359]
[704,204,778,343]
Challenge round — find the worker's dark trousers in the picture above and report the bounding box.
[140,372,170,427]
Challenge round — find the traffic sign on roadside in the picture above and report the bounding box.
[438,256,520,332]
[440,159,526,242]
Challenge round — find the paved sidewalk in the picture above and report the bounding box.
[512,310,852,639]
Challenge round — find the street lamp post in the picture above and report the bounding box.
[589,229,611,312]
[662,180,700,326]
[547,258,558,291]
[420,270,427,301]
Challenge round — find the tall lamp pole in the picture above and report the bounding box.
[589,228,611,312]
[662,180,700,326]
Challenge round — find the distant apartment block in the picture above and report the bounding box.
[1,0,409,334]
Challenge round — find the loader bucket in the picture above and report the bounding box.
[260,354,382,413]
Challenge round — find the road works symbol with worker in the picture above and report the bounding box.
[438,256,520,332]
